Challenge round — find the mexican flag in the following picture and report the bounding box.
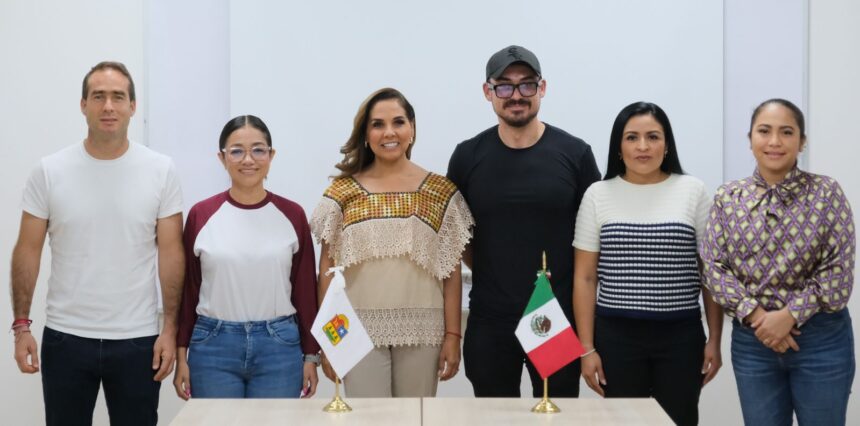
[515,271,585,379]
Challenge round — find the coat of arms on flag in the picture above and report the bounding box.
[515,269,585,379]
[322,314,349,345]
[311,267,374,379]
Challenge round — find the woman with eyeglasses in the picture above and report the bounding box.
[172,115,320,399]
[573,102,723,426]
[310,88,473,397]
[701,99,855,425]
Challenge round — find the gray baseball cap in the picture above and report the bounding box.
[485,45,542,81]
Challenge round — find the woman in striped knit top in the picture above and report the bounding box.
[573,102,724,426]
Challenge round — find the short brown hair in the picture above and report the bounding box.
[81,61,136,101]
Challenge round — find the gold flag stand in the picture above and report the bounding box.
[531,378,561,413]
[323,376,352,412]
[531,251,560,414]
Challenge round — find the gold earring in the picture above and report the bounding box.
[364,140,369,148]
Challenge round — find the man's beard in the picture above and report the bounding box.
[499,99,538,128]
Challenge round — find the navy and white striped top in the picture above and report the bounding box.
[573,174,712,320]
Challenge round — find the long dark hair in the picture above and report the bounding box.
[334,88,416,178]
[604,102,684,180]
[218,115,272,151]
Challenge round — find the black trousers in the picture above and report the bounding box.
[595,315,705,426]
[41,327,161,426]
[463,312,580,397]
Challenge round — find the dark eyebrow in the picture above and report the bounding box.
[90,90,127,97]
[228,141,267,148]
[494,78,538,84]
[370,115,407,122]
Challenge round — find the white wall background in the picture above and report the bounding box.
[723,0,808,182]
[1,0,857,425]
[226,0,724,211]
[808,1,860,423]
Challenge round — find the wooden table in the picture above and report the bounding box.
[422,398,673,425]
[170,397,672,425]
[169,398,421,426]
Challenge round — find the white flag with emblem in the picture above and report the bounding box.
[311,267,373,379]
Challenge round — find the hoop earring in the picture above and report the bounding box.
[664,150,668,158]
[618,152,622,160]
[364,140,369,148]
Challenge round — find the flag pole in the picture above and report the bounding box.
[531,251,561,414]
[323,376,352,412]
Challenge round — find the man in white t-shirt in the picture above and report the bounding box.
[10,61,184,426]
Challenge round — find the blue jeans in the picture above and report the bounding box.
[188,315,303,398]
[41,327,160,426]
[731,309,855,426]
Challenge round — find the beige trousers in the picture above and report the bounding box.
[343,345,441,397]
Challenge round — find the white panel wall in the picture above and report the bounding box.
[145,0,231,213]
[229,0,724,216]
[724,0,808,182]
[809,1,860,423]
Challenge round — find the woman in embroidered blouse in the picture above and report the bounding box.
[573,102,723,426]
[311,88,473,397]
[701,98,855,425]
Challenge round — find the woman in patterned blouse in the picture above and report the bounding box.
[701,98,855,425]
[311,88,473,397]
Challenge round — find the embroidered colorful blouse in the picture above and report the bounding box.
[700,167,855,326]
[311,173,473,346]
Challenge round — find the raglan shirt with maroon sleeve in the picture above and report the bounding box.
[177,191,320,355]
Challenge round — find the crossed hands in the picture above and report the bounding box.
[747,307,801,354]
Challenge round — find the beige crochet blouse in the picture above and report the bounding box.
[311,173,473,346]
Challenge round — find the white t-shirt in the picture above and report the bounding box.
[22,141,183,339]
[176,191,320,354]
[192,194,301,321]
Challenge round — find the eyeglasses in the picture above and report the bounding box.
[221,146,272,162]
[487,81,541,99]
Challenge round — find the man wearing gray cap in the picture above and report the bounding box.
[447,45,600,397]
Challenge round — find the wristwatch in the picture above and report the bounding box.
[303,353,321,365]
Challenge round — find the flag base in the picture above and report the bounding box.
[531,378,560,413]
[531,397,560,414]
[323,395,352,413]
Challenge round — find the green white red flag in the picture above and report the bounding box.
[515,270,585,379]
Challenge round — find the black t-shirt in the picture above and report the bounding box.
[447,123,600,322]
